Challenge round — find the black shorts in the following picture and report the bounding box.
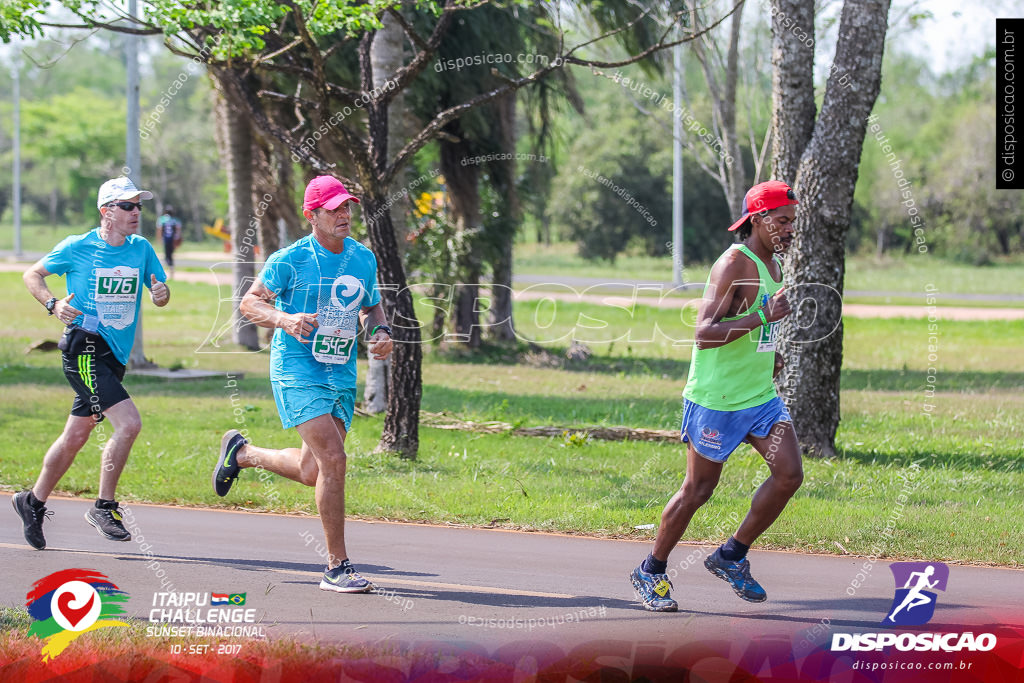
[59,327,130,422]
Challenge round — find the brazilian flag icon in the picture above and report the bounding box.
[228,593,246,605]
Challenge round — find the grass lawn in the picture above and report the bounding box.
[1,273,1020,565]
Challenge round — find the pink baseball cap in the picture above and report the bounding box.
[303,176,360,211]
[727,180,798,232]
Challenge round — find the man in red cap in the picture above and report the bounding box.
[631,180,803,611]
[211,175,393,594]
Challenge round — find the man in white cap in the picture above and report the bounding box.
[13,177,170,549]
[211,175,392,594]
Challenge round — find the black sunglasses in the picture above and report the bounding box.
[107,201,143,212]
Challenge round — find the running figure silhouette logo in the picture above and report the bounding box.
[884,562,950,626]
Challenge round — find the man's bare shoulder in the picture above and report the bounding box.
[709,247,758,286]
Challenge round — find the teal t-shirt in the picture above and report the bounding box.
[42,228,166,364]
[259,235,381,388]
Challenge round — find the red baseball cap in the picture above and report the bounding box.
[727,180,798,232]
[303,176,360,211]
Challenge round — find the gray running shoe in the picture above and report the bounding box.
[85,501,131,541]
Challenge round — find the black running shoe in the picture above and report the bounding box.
[84,501,131,541]
[213,429,247,497]
[12,490,51,550]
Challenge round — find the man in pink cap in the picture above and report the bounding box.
[211,175,393,594]
[631,180,803,611]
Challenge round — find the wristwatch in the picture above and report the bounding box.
[370,324,392,337]
[44,297,58,315]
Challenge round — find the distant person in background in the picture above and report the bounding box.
[159,206,183,277]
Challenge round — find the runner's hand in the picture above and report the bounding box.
[773,352,785,378]
[368,331,393,360]
[150,274,170,306]
[280,312,317,343]
[54,293,81,325]
[763,286,791,323]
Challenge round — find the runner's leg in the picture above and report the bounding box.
[97,398,142,500]
[32,414,96,501]
[295,413,349,567]
[732,421,803,545]
[652,442,724,561]
[238,441,318,486]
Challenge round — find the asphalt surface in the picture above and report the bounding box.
[3,493,1022,652]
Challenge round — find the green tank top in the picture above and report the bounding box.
[682,244,784,410]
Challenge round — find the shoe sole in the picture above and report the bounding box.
[703,559,767,603]
[213,430,243,497]
[12,494,46,550]
[630,572,678,612]
[319,580,375,594]
[84,512,131,542]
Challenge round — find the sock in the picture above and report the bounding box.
[641,553,667,575]
[96,498,117,509]
[719,536,750,562]
[27,491,45,508]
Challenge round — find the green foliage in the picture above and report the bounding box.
[852,51,1024,261]
[546,70,732,263]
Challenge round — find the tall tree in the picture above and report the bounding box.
[6,1,730,457]
[772,0,892,456]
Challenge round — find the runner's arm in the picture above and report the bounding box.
[23,261,81,319]
[694,254,791,349]
[240,279,316,342]
[360,303,393,359]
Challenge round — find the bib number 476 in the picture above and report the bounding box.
[98,276,138,295]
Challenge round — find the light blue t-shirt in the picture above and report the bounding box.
[259,235,381,387]
[42,228,166,365]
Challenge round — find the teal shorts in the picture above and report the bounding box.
[271,381,355,431]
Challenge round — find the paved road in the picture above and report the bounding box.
[3,493,1021,653]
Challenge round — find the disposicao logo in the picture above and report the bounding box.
[885,561,949,626]
[26,569,129,661]
[831,561,997,653]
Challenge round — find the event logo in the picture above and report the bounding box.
[885,562,949,626]
[25,569,129,661]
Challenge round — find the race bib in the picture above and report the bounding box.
[311,325,356,364]
[94,267,139,330]
[757,320,780,353]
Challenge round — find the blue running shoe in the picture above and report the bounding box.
[630,564,678,612]
[704,548,767,602]
[319,562,375,594]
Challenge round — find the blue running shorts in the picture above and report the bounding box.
[272,381,356,431]
[681,396,792,463]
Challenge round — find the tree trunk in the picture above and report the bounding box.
[775,0,891,457]
[770,0,817,185]
[365,12,408,413]
[212,69,259,351]
[361,194,422,458]
[485,92,519,343]
[441,137,483,348]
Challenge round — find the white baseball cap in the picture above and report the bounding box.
[97,176,153,208]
